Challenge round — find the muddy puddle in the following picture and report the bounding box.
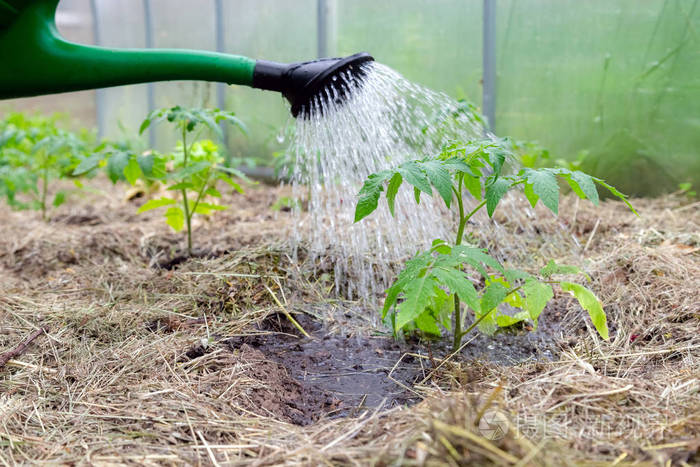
[226,313,423,423]
[220,302,567,425]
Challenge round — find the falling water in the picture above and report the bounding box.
[278,62,486,298]
[284,62,563,299]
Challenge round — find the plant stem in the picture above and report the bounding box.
[453,175,465,351]
[180,126,193,255]
[452,174,489,351]
[453,285,522,351]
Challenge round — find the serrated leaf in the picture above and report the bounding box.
[522,279,553,328]
[414,309,442,336]
[395,275,438,330]
[386,172,402,216]
[72,153,102,176]
[399,161,432,195]
[462,174,482,200]
[167,182,195,191]
[164,206,185,231]
[123,157,142,185]
[382,252,433,318]
[540,260,588,279]
[107,151,129,183]
[523,182,539,208]
[480,281,508,314]
[432,266,479,311]
[452,245,505,276]
[485,177,510,217]
[560,282,608,339]
[354,170,390,222]
[496,312,529,327]
[567,170,599,205]
[194,202,227,214]
[523,168,560,214]
[593,178,638,215]
[169,161,211,180]
[421,159,452,207]
[137,197,177,213]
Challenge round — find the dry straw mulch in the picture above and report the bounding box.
[1,182,698,466]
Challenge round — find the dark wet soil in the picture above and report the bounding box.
[220,299,572,425]
[226,313,424,424]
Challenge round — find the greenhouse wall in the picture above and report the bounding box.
[1,0,697,195]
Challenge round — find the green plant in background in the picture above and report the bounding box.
[0,112,97,220]
[134,106,249,256]
[355,138,636,350]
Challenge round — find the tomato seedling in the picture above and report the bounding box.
[135,106,248,256]
[355,138,637,350]
[0,112,98,220]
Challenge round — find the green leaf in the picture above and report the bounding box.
[540,260,588,279]
[432,267,479,311]
[383,252,433,318]
[194,202,227,215]
[421,159,453,207]
[137,197,177,213]
[395,275,438,330]
[169,161,211,180]
[521,279,554,328]
[560,282,608,339]
[523,182,539,208]
[386,172,402,216]
[480,281,508,314]
[485,177,510,217]
[52,191,66,207]
[567,171,599,205]
[72,153,102,176]
[205,187,222,198]
[167,182,196,191]
[354,170,390,222]
[462,174,482,200]
[107,151,129,183]
[523,168,560,214]
[593,178,638,216]
[414,309,442,336]
[399,161,432,195]
[451,245,505,277]
[413,186,421,204]
[139,117,152,134]
[123,157,142,185]
[164,206,185,232]
[496,312,529,327]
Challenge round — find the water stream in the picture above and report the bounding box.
[282,62,557,299]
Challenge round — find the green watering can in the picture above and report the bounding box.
[0,0,373,117]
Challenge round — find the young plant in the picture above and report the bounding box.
[134,106,248,256]
[355,139,637,350]
[0,112,97,220]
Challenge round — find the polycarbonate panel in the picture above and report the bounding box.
[495,0,700,195]
[220,0,316,164]
[337,0,484,103]
[92,0,150,144]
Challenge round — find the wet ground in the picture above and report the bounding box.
[218,301,570,425]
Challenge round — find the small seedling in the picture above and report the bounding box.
[135,106,248,256]
[355,138,637,350]
[0,112,97,220]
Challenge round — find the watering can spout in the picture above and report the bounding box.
[0,0,373,118]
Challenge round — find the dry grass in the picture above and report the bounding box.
[1,181,698,465]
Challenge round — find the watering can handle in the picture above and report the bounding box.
[0,0,256,99]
